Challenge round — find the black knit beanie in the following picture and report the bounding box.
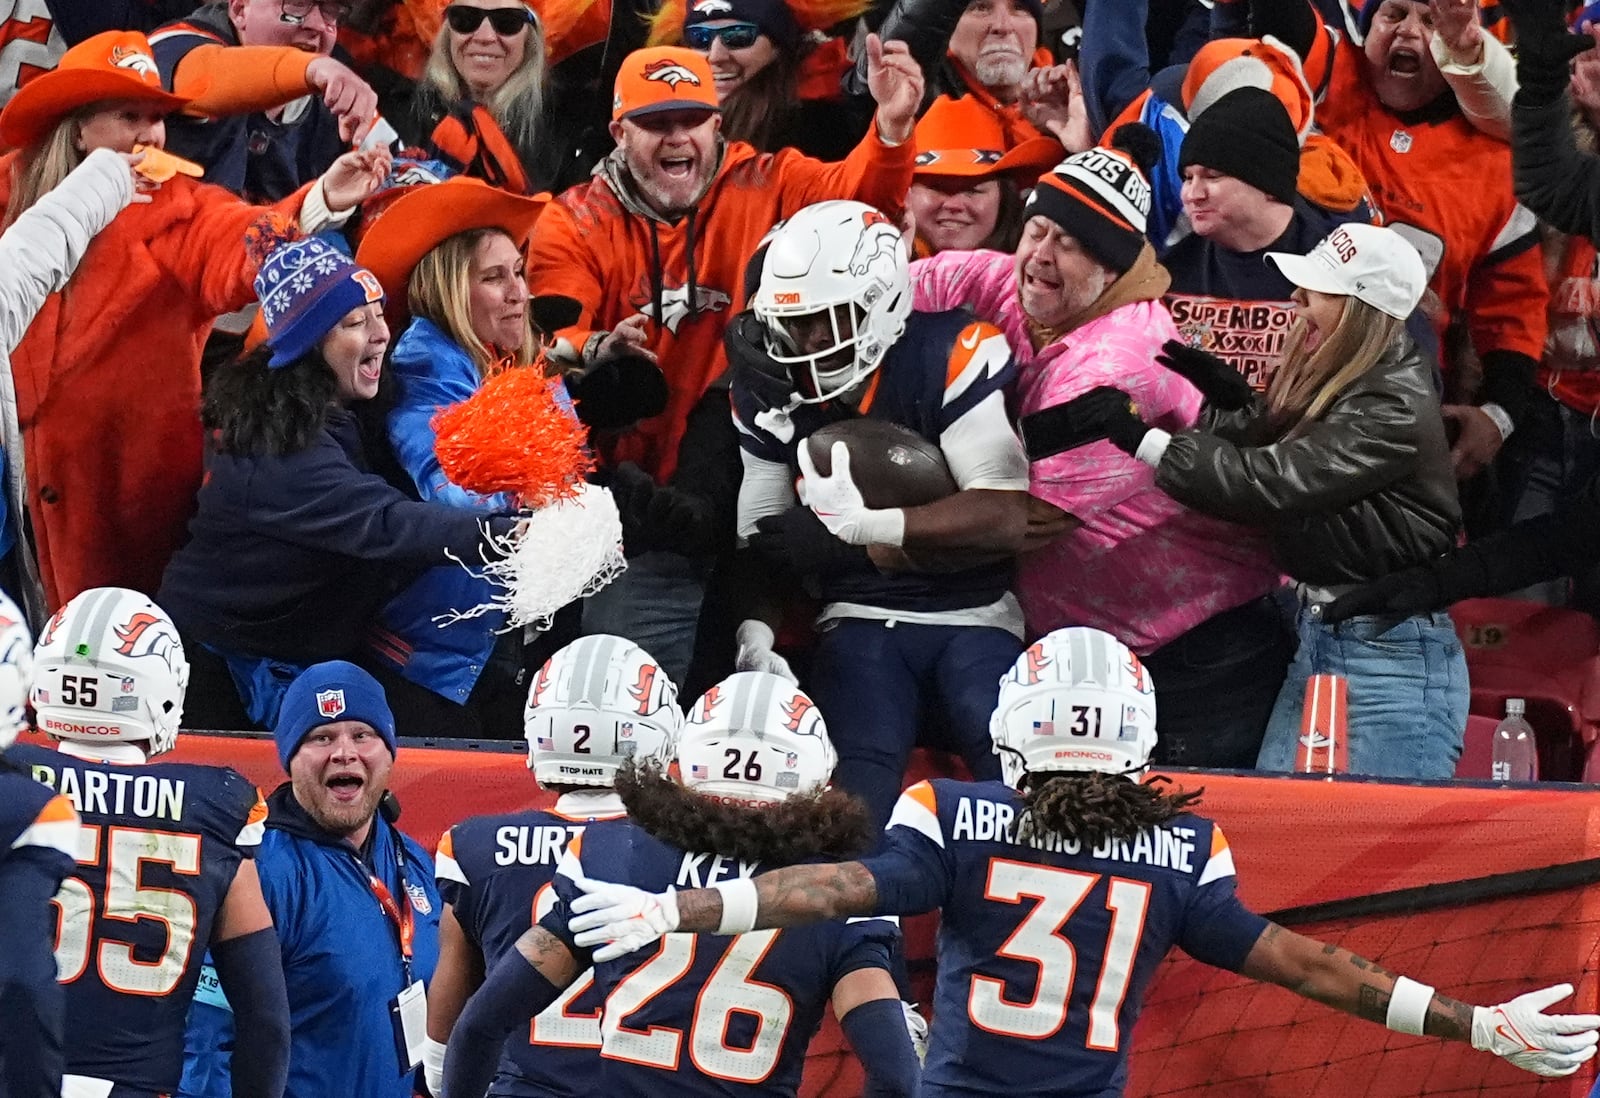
[1178,86,1300,207]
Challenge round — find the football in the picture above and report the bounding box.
[805,419,958,509]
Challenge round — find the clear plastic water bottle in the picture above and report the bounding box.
[1491,698,1537,782]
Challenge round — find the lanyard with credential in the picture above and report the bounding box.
[366,829,415,987]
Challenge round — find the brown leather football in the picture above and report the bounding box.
[805,419,958,509]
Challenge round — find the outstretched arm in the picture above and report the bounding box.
[1240,923,1600,1077]
[570,862,881,960]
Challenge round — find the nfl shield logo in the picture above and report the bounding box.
[1389,129,1412,154]
[316,689,346,719]
[121,676,135,694]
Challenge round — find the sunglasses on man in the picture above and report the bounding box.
[278,0,352,25]
[445,4,538,35]
[685,22,763,50]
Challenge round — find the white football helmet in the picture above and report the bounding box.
[677,671,835,804]
[750,200,912,404]
[0,591,35,750]
[990,627,1157,785]
[524,634,682,787]
[31,588,189,757]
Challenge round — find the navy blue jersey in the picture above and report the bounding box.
[732,307,1019,612]
[435,794,623,1098]
[8,744,265,1094]
[545,821,899,1098]
[867,779,1269,1098]
[0,766,79,1097]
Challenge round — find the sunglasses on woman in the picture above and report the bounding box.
[684,22,763,50]
[444,4,536,35]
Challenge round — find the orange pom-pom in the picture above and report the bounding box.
[431,366,594,507]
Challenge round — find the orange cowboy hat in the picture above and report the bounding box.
[912,95,1062,186]
[354,176,550,301]
[0,31,196,149]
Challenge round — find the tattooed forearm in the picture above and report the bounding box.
[1423,993,1476,1041]
[675,863,879,932]
[1356,983,1391,1023]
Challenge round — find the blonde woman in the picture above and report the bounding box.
[354,177,552,737]
[1023,223,1467,780]
[409,0,548,193]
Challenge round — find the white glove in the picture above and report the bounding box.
[796,442,905,547]
[1471,983,1600,1076]
[421,1035,448,1096]
[569,877,679,962]
[735,620,797,682]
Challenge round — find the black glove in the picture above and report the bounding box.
[724,311,796,412]
[1502,0,1595,105]
[1155,340,1255,411]
[1320,568,1445,623]
[566,355,669,429]
[750,506,871,578]
[1019,386,1150,461]
[607,462,719,557]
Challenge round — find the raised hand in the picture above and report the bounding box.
[318,146,392,211]
[306,56,379,145]
[866,34,924,146]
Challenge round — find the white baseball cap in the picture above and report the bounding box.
[1265,223,1427,320]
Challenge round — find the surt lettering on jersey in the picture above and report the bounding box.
[495,823,585,866]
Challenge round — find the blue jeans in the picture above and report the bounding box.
[1256,607,1468,779]
[578,550,709,687]
[807,618,1018,829]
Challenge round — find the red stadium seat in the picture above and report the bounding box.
[1451,598,1600,781]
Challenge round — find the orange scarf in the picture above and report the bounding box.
[430,105,531,195]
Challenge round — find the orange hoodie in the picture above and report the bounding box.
[530,128,914,483]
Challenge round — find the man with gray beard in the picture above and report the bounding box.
[845,0,1050,145]
[906,127,1292,771]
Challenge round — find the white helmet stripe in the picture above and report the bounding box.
[67,587,119,660]
[575,634,624,708]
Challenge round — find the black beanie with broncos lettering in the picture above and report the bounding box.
[1024,124,1158,274]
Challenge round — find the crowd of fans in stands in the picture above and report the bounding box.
[1,0,1599,791]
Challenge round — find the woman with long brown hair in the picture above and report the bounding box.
[1024,223,1467,780]
[645,0,871,159]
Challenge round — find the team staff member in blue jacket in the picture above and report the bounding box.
[158,237,521,730]
[181,661,442,1098]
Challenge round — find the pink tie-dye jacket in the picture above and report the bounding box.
[910,250,1280,652]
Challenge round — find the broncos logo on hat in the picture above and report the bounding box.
[109,44,158,78]
[692,0,735,12]
[643,59,702,88]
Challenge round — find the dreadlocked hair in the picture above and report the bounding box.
[203,345,338,457]
[616,759,875,865]
[1016,771,1204,849]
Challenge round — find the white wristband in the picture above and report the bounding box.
[862,506,907,547]
[713,878,759,935]
[1134,428,1172,468]
[1385,976,1435,1035]
[1479,402,1515,442]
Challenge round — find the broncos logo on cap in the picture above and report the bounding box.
[643,59,702,88]
[692,0,735,12]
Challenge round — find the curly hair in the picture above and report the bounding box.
[1017,771,1204,849]
[203,345,338,457]
[615,760,875,865]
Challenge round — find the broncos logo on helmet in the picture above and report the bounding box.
[629,663,660,716]
[780,693,817,734]
[113,611,183,677]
